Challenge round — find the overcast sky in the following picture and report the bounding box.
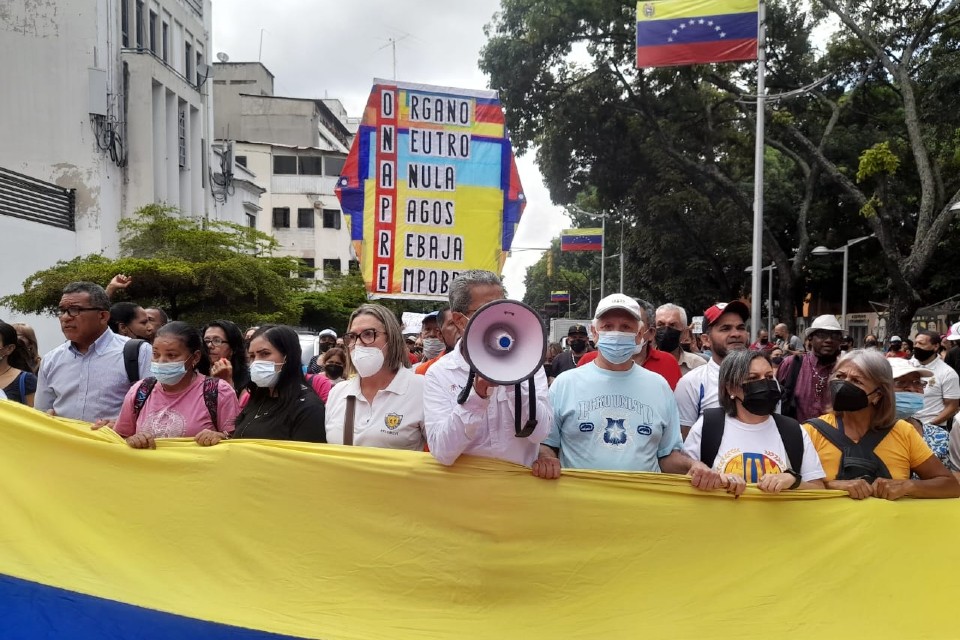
[212,0,569,299]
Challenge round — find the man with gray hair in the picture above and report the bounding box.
[423,270,553,470]
[35,282,151,422]
[655,303,706,376]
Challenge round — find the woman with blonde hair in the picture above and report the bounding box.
[324,304,425,450]
[803,349,960,500]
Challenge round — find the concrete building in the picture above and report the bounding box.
[0,0,216,350]
[212,62,356,282]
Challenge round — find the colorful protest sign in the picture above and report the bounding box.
[336,80,527,300]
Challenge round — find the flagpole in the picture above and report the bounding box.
[750,0,767,342]
[600,214,606,300]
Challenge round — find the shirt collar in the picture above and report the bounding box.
[341,367,412,396]
[69,327,113,355]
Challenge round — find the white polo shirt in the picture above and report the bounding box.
[324,367,426,450]
[674,357,721,428]
[910,356,960,426]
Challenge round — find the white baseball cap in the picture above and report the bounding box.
[319,329,337,339]
[890,335,903,343]
[594,294,642,321]
[946,322,960,342]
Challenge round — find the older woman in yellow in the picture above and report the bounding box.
[803,349,960,500]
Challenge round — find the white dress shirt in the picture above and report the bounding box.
[423,341,552,467]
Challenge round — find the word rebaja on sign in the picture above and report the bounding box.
[336,80,527,300]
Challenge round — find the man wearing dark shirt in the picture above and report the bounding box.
[551,324,590,378]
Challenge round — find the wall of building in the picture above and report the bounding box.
[211,62,274,140]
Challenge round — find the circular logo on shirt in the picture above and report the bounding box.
[142,408,186,438]
[716,448,784,482]
[385,413,402,430]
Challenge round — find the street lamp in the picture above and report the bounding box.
[744,263,776,335]
[811,234,875,331]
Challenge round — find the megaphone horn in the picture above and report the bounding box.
[455,299,547,438]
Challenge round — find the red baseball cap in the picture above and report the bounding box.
[703,300,750,328]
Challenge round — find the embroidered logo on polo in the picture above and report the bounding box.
[384,413,402,430]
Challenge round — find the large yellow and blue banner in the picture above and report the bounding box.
[2,400,960,639]
[335,80,526,301]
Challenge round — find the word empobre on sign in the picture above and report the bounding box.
[408,94,472,127]
[406,199,455,226]
[408,129,471,159]
[404,233,464,262]
[402,268,462,296]
[408,163,456,191]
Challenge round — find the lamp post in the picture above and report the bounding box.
[745,263,776,335]
[811,234,875,331]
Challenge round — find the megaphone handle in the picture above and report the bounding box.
[515,376,538,438]
[457,370,476,405]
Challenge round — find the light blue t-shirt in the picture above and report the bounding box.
[545,363,682,472]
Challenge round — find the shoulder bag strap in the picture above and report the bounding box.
[343,395,356,446]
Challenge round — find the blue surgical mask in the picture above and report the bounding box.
[894,391,924,421]
[597,331,638,365]
[151,360,188,385]
[250,360,281,388]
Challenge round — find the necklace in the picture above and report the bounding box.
[813,369,828,397]
[253,398,270,420]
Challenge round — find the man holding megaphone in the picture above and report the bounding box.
[424,270,553,469]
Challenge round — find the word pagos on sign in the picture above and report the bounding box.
[336,80,527,300]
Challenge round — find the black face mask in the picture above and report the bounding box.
[680,343,692,352]
[771,356,784,365]
[319,342,333,353]
[759,338,769,345]
[324,364,344,379]
[569,339,587,353]
[655,326,682,353]
[740,379,781,416]
[913,347,936,362]
[830,379,874,412]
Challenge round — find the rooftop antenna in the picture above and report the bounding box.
[376,34,409,80]
[259,29,266,62]
[216,52,229,63]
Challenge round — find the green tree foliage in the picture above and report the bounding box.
[482,0,960,335]
[3,205,309,327]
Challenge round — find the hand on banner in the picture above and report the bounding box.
[91,418,115,431]
[829,479,874,500]
[719,473,747,497]
[126,433,156,449]
[687,461,726,492]
[531,458,561,480]
[757,473,797,494]
[872,478,912,501]
[195,429,226,447]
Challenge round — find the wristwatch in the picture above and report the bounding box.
[785,468,802,490]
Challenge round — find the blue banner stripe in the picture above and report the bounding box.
[0,574,309,640]
[637,11,756,45]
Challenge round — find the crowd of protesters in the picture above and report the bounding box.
[3,271,959,501]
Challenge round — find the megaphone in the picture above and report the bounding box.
[457,299,547,437]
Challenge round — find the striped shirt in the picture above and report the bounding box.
[35,328,151,422]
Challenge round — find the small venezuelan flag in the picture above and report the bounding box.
[551,291,571,303]
[636,0,758,68]
[560,228,603,252]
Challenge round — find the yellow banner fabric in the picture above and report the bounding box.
[0,401,958,639]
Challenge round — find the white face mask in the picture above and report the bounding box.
[352,345,385,378]
[250,359,281,388]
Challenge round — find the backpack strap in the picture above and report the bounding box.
[202,376,220,429]
[772,414,804,472]
[123,339,145,383]
[805,417,853,451]
[132,377,159,418]
[699,407,727,467]
[805,416,893,479]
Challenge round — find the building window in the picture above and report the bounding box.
[272,207,290,228]
[273,156,297,175]
[324,156,346,176]
[235,155,247,167]
[300,258,316,279]
[178,107,187,168]
[121,0,129,47]
[299,156,322,175]
[184,41,193,81]
[161,22,168,62]
[323,259,342,276]
[322,209,341,229]
[135,1,144,49]
[297,208,314,228]
[148,11,157,54]
[196,51,203,87]
[246,213,256,229]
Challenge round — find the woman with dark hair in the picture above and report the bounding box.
[228,324,326,442]
[111,322,239,448]
[12,323,41,374]
[108,302,153,341]
[684,349,826,494]
[324,304,425,449]
[0,320,38,406]
[203,319,250,396]
[803,349,960,500]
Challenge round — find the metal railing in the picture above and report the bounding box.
[0,167,76,231]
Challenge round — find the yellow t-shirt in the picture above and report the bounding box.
[802,413,934,480]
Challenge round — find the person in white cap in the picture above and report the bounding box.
[886,336,909,359]
[909,330,960,431]
[533,293,732,493]
[776,315,843,423]
[306,329,338,374]
[889,358,949,467]
[943,321,960,378]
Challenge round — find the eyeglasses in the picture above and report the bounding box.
[55,306,106,318]
[810,331,843,341]
[203,338,227,347]
[895,380,928,389]
[344,329,381,346]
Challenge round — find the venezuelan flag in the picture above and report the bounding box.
[636,0,758,68]
[550,291,571,303]
[560,228,603,252]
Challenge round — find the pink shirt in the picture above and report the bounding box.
[115,375,239,438]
